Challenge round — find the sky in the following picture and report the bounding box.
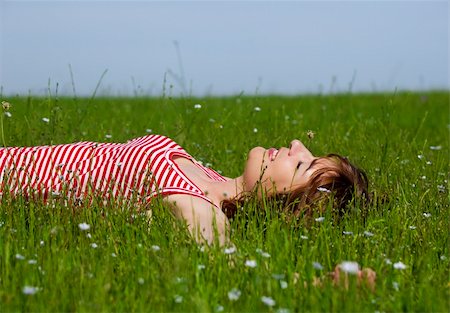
[0,1,448,97]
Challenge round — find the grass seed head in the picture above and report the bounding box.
[2,101,11,111]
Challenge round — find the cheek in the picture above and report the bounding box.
[263,162,297,193]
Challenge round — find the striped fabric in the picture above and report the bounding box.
[0,135,226,206]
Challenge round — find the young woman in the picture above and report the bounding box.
[0,134,369,245]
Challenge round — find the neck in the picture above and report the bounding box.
[208,175,246,205]
[172,157,248,206]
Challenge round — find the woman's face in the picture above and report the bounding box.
[243,139,325,194]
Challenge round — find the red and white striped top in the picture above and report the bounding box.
[0,135,226,207]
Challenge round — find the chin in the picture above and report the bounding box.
[242,147,267,191]
[248,146,265,159]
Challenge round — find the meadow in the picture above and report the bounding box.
[0,91,448,312]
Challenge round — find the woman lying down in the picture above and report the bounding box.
[0,134,375,288]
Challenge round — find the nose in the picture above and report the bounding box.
[289,139,303,154]
[289,139,314,159]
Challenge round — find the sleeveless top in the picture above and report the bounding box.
[0,135,226,207]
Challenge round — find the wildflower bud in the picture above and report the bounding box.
[2,101,11,111]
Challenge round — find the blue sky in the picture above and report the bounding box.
[0,1,448,96]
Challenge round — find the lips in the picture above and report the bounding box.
[268,148,279,161]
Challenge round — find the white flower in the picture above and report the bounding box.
[105,134,112,139]
[392,281,399,291]
[261,296,276,307]
[174,295,183,303]
[423,212,431,218]
[300,235,309,240]
[384,258,392,265]
[280,280,288,289]
[28,259,37,264]
[272,273,285,280]
[313,261,323,270]
[440,255,447,260]
[22,286,39,295]
[4,112,11,118]
[429,145,442,150]
[254,106,261,112]
[315,217,325,222]
[145,128,152,133]
[15,254,25,260]
[138,278,145,285]
[194,103,202,109]
[111,253,117,257]
[343,231,353,236]
[363,231,374,237]
[339,261,359,274]
[151,245,161,251]
[42,117,50,123]
[261,252,271,258]
[417,154,425,160]
[253,128,258,133]
[227,288,241,301]
[90,243,98,249]
[393,261,407,270]
[317,187,331,193]
[40,240,44,246]
[86,233,92,239]
[78,222,90,231]
[197,264,206,270]
[215,305,224,312]
[256,248,270,258]
[245,259,257,268]
[224,246,236,254]
[409,226,416,230]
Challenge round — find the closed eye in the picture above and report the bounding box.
[296,162,301,169]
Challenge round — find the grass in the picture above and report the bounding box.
[0,91,448,312]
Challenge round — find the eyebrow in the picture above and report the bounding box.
[306,158,321,172]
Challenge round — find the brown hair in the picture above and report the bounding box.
[221,154,369,220]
